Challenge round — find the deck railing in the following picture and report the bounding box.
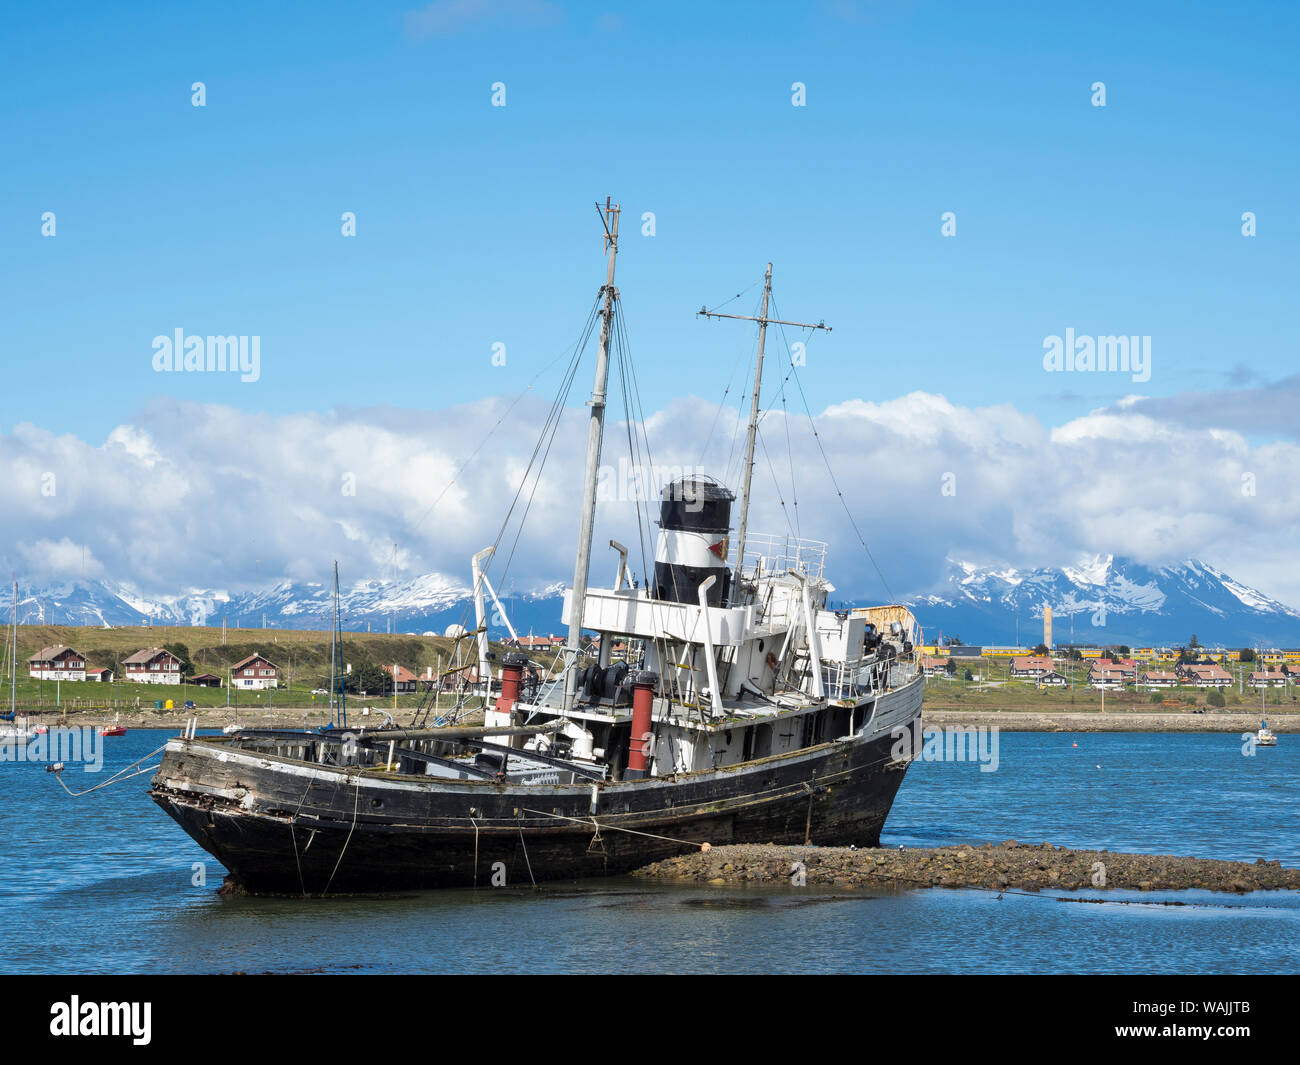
[733,533,828,583]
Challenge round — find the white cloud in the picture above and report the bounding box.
[1,391,1298,607]
[16,538,104,580]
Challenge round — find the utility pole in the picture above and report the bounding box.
[564,198,621,712]
[697,264,830,586]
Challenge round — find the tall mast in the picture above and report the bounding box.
[329,562,336,723]
[564,198,621,711]
[10,579,16,713]
[337,562,346,728]
[737,263,773,581]
[697,264,830,586]
[330,560,345,728]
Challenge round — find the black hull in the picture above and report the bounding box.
[151,724,917,894]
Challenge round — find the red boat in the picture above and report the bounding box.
[101,725,127,737]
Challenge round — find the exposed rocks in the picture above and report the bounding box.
[631,843,1300,893]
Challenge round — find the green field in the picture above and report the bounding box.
[924,657,1297,713]
[0,622,550,713]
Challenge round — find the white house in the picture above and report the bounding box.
[1177,663,1231,688]
[122,647,183,685]
[1010,656,1055,680]
[28,645,86,681]
[1088,669,1126,691]
[231,653,279,690]
[921,656,949,677]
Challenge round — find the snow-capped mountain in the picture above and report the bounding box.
[7,575,568,638]
[904,555,1300,647]
[11,554,1300,647]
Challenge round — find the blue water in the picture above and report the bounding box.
[1,730,1296,974]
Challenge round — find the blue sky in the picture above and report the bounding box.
[4,0,1296,437]
[2,1,1299,608]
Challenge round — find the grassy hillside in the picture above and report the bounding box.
[0,623,550,712]
[923,657,1297,713]
[3,623,479,676]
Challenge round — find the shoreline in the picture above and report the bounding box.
[20,707,1293,733]
[924,709,1295,732]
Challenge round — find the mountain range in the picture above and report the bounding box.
[6,573,569,639]
[901,555,1300,648]
[7,555,1300,648]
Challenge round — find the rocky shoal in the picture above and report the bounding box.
[631,842,1300,893]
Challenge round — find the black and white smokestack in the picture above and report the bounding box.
[652,476,734,607]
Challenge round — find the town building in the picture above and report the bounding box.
[921,656,948,677]
[1176,663,1231,688]
[1088,669,1127,690]
[392,665,420,693]
[27,646,86,681]
[1248,670,1288,689]
[1093,658,1137,679]
[122,648,183,685]
[1010,656,1056,679]
[230,653,279,690]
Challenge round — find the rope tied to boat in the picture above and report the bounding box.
[322,773,363,895]
[48,744,168,798]
[519,807,710,849]
[516,811,537,889]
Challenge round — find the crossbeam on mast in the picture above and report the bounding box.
[696,263,830,592]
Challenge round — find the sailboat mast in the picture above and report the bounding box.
[564,198,621,711]
[10,580,16,713]
[335,561,346,728]
[735,262,773,583]
[330,561,339,726]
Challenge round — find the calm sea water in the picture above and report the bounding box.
[1,729,1296,974]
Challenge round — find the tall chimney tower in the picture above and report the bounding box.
[1044,603,1054,650]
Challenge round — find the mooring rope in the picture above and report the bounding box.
[288,766,321,897]
[471,815,480,887]
[49,744,168,798]
[519,807,706,848]
[516,814,537,888]
[322,773,362,895]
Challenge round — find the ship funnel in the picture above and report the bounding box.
[652,476,734,607]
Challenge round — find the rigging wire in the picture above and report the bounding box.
[755,427,799,541]
[698,275,763,317]
[408,296,602,724]
[612,299,688,708]
[696,288,763,474]
[469,301,600,608]
[408,296,604,538]
[768,294,896,603]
